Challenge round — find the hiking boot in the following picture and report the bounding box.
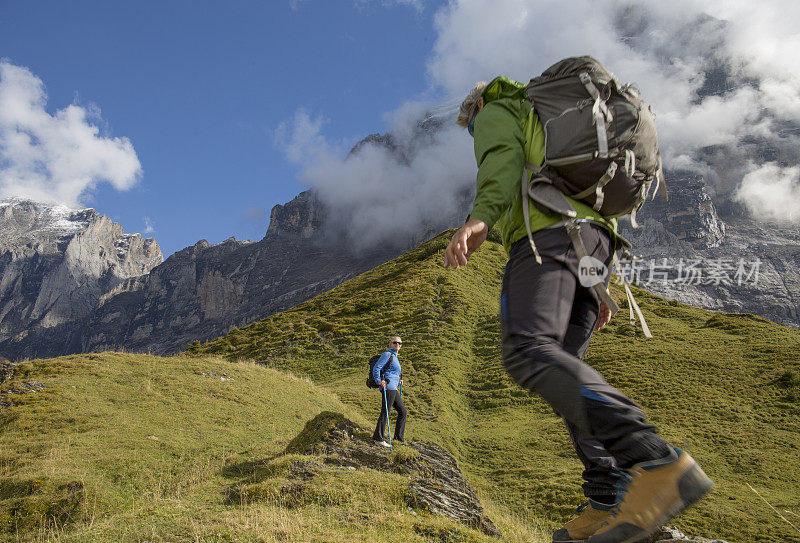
[588,447,714,543]
[552,500,615,542]
[373,439,391,448]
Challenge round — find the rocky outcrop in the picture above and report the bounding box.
[265,190,325,240]
[0,199,162,359]
[648,526,729,543]
[283,412,501,538]
[234,412,729,542]
[0,194,399,360]
[620,173,800,328]
[71,194,398,356]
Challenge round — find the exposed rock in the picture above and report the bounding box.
[285,412,501,538]
[648,526,730,542]
[0,360,45,407]
[2,110,799,361]
[0,199,162,359]
[0,193,400,360]
[620,173,800,327]
[265,191,325,240]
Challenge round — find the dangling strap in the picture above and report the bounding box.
[624,282,653,338]
[655,152,668,202]
[521,162,543,264]
[565,220,619,315]
[624,149,636,177]
[572,162,618,211]
[579,72,612,159]
[612,254,653,338]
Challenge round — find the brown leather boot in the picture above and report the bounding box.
[588,447,713,543]
[552,501,615,542]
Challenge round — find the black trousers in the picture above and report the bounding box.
[500,224,670,500]
[373,388,406,442]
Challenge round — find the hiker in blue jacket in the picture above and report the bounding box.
[372,336,406,447]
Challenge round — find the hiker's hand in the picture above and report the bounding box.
[595,302,612,331]
[379,380,386,389]
[444,219,488,269]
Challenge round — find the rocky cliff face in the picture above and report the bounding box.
[0,199,162,358]
[0,193,397,360]
[620,173,800,328]
[2,107,798,361]
[74,191,396,356]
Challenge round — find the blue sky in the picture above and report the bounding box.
[2,1,798,257]
[0,0,447,256]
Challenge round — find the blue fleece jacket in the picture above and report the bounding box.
[372,349,401,390]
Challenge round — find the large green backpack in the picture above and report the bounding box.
[481,58,662,336]
[525,56,666,223]
[482,56,666,227]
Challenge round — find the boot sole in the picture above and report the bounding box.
[552,531,589,543]
[589,462,714,543]
[552,529,589,543]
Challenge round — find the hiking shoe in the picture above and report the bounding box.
[552,500,615,542]
[588,447,714,543]
[373,439,391,448]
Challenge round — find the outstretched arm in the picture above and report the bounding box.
[444,219,488,269]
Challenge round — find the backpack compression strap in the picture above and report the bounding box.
[520,170,653,336]
[565,220,620,315]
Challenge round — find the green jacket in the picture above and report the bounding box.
[467,77,618,254]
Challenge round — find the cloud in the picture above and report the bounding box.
[735,164,800,223]
[142,216,155,235]
[293,0,424,13]
[278,105,475,249]
[280,0,800,250]
[425,0,800,221]
[0,60,141,207]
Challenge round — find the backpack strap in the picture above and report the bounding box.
[380,350,395,376]
[571,162,618,211]
[521,162,544,264]
[579,72,612,159]
[565,220,620,316]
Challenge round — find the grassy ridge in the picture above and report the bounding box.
[190,230,800,543]
[0,353,545,542]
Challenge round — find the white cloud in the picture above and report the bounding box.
[274,109,331,164]
[425,0,800,222]
[142,216,155,234]
[278,105,475,249]
[277,0,800,249]
[735,164,800,222]
[0,61,141,207]
[294,0,424,13]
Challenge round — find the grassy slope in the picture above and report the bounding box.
[189,230,800,543]
[2,354,542,542]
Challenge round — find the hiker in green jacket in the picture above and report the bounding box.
[444,76,712,543]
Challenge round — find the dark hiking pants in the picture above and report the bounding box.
[500,224,670,501]
[373,388,406,442]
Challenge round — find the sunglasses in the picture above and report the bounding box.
[392,341,403,345]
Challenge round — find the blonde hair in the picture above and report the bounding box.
[456,81,488,127]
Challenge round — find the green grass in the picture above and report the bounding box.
[189,230,800,543]
[3,228,799,541]
[0,353,546,542]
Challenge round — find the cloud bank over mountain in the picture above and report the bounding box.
[278,105,475,249]
[284,0,800,244]
[0,61,141,207]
